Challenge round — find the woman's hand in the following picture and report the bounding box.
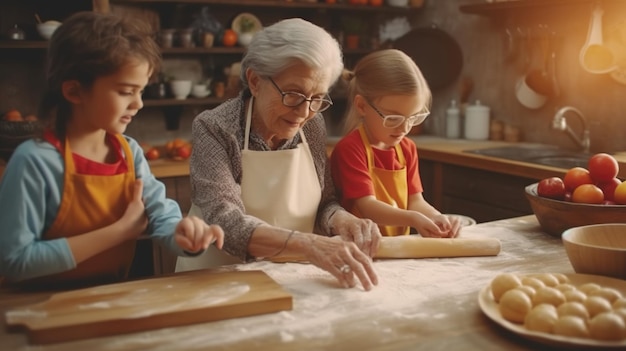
[329,210,381,257]
[175,216,225,254]
[305,235,378,291]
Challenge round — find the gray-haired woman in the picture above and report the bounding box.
[180,18,380,290]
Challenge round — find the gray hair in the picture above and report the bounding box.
[240,18,343,89]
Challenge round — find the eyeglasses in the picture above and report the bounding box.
[365,98,430,129]
[268,77,333,113]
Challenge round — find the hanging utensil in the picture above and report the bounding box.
[579,2,617,74]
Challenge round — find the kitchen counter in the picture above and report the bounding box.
[2,136,626,179]
[1,215,587,350]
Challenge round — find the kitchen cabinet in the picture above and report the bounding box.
[420,159,534,223]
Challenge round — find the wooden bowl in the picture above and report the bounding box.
[562,224,626,279]
[525,183,626,237]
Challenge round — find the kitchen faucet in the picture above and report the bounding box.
[551,106,591,153]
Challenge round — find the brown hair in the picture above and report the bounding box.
[39,11,161,139]
[341,49,431,133]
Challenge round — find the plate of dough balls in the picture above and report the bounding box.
[478,272,626,348]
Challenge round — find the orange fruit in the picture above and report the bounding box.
[222,29,238,47]
[563,167,593,192]
[614,182,626,205]
[571,184,604,204]
[3,108,23,121]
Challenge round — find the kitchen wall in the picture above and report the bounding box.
[418,0,626,153]
[127,1,626,153]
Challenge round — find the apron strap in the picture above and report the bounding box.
[357,124,406,169]
[244,96,307,150]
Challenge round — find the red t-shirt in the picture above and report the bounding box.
[44,130,128,175]
[330,129,423,210]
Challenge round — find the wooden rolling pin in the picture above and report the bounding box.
[271,236,501,263]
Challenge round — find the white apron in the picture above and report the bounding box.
[176,97,321,271]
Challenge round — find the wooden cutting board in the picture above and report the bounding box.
[5,270,292,345]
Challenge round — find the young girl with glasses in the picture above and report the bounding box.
[331,49,461,238]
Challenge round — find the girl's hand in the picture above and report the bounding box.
[329,210,381,257]
[305,235,378,291]
[175,216,224,254]
[418,214,460,238]
[120,179,149,240]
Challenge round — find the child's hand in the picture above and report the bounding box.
[427,214,461,238]
[413,212,448,238]
[121,179,149,240]
[174,216,224,254]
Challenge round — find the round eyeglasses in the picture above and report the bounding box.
[268,77,333,113]
[365,98,430,129]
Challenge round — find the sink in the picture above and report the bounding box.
[464,144,592,169]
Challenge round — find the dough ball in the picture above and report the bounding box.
[514,285,536,300]
[588,287,623,304]
[530,273,559,287]
[563,289,587,304]
[524,304,558,333]
[557,302,590,320]
[491,273,522,303]
[521,276,546,291]
[613,298,626,310]
[553,316,590,338]
[613,308,626,324]
[552,273,570,284]
[532,286,566,307]
[589,312,626,341]
[578,283,602,295]
[555,283,576,293]
[499,289,533,324]
[584,296,613,318]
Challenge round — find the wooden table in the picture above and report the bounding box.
[1,215,578,350]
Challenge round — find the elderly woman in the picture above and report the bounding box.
[181,18,380,290]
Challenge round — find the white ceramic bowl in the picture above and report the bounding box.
[387,0,409,7]
[37,21,61,40]
[562,223,626,280]
[169,80,192,100]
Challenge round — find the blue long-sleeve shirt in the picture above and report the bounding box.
[0,135,186,281]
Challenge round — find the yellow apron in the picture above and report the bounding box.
[24,134,137,287]
[354,125,409,236]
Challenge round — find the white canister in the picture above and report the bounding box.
[445,99,460,139]
[464,100,490,140]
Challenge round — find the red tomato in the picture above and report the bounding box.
[597,177,622,201]
[588,153,619,183]
[563,167,593,192]
[537,177,566,200]
[571,184,604,204]
[175,145,192,160]
[145,147,160,161]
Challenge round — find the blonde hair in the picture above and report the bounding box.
[341,49,431,133]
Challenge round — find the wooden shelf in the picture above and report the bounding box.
[143,97,224,107]
[0,41,48,49]
[111,0,421,12]
[460,0,607,16]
